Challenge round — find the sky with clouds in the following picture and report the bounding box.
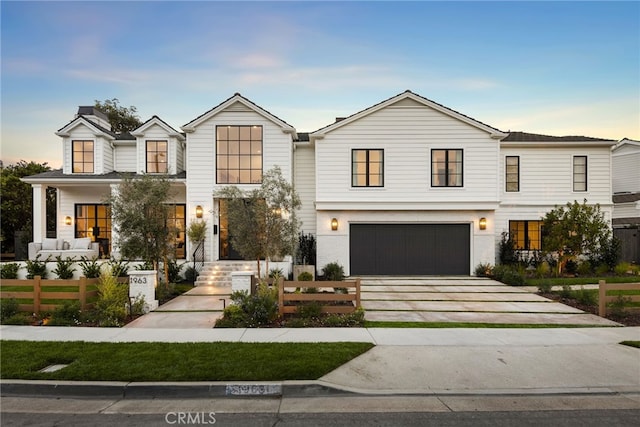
[1,1,638,168]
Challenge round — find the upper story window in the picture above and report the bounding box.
[72,140,94,173]
[509,220,543,250]
[216,125,262,184]
[146,140,168,173]
[505,156,520,192]
[431,149,463,187]
[573,156,587,192]
[352,149,384,187]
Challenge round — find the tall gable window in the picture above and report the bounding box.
[217,125,262,184]
[573,156,587,192]
[352,149,384,187]
[509,220,543,250]
[505,156,520,192]
[72,140,94,173]
[431,149,463,187]
[146,140,168,173]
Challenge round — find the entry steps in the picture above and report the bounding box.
[194,261,255,287]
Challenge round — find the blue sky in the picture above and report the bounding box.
[2,1,639,168]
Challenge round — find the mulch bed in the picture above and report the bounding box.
[540,292,640,326]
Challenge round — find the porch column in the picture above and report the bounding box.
[109,183,120,258]
[32,184,47,242]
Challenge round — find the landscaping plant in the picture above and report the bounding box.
[24,255,48,279]
[0,263,21,279]
[94,272,130,327]
[52,256,76,279]
[79,256,102,278]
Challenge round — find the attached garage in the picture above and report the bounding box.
[350,223,471,275]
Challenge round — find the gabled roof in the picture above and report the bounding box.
[55,116,117,140]
[309,90,507,140]
[131,115,186,141]
[182,93,296,134]
[502,132,616,143]
[613,138,640,152]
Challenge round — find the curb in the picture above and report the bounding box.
[2,380,638,399]
[0,380,353,399]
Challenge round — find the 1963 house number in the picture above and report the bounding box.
[130,276,148,284]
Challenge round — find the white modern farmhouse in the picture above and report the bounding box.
[23,90,617,277]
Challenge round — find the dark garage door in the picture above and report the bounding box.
[350,223,470,275]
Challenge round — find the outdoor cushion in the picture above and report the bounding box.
[42,238,59,250]
[72,237,91,250]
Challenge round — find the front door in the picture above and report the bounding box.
[218,199,244,260]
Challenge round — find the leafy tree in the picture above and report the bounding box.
[215,166,301,278]
[106,174,175,289]
[94,98,142,133]
[1,161,55,254]
[541,199,611,275]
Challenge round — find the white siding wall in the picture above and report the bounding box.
[57,185,112,243]
[315,102,500,207]
[99,137,114,173]
[496,145,613,254]
[294,144,316,235]
[185,108,294,261]
[500,146,613,206]
[613,202,640,219]
[114,144,136,172]
[62,125,97,174]
[612,148,640,193]
[316,210,494,276]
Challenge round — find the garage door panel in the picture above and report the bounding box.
[350,223,470,275]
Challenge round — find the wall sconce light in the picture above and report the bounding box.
[213,225,218,235]
[479,217,487,230]
[195,205,203,219]
[64,216,72,226]
[331,218,339,231]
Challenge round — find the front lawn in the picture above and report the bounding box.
[0,341,374,381]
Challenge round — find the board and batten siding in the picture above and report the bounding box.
[315,101,500,207]
[499,146,612,206]
[185,107,294,261]
[293,144,316,234]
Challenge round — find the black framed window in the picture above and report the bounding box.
[72,140,94,173]
[573,156,587,192]
[75,204,111,256]
[216,125,262,184]
[431,149,463,187]
[506,156,520,192]
[509,220,543,250]
[352,149,384,187]
[168,204,186,259]
[146,140,168,173]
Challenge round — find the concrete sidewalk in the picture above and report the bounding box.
[2,325,639,398]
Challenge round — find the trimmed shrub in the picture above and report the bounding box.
[474,263,493,277]
[322,262,345,281]
[297,271,313,281]
[576,261,593,276]
[52,256,76,280]
[79,257,102,278]
[615,262,633,276]
[49,300,83,326]
[215,283,278,328]
[25,256,48,279]
[0,263,21,279]
[184,266,198,283]
[1,298,20,321]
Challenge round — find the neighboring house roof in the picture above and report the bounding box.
[181,93,296,135]
[613,192,640,203]
[613,138,640,152]
[131,115,186,141]
[309,90,507,140]
[613,217,640,226]
[21,169,186,184]
[55,116,117,140]
[502,132,616,142]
